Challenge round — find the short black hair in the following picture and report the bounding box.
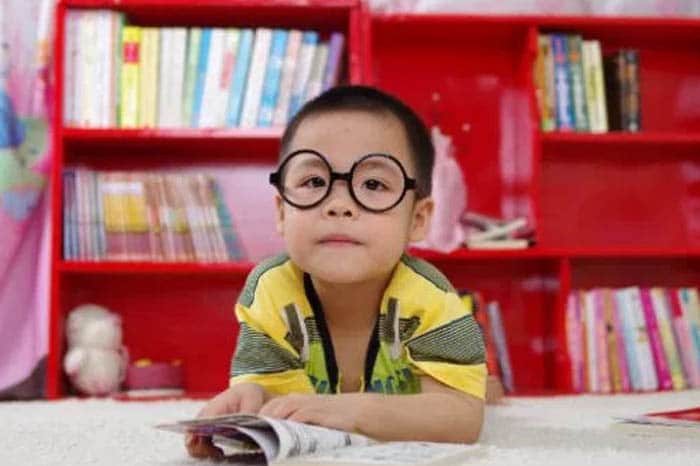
[280,85,434,198]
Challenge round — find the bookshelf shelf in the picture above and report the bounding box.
[540,131,700,148]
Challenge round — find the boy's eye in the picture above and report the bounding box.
[300,176,327,188]
[363,179,388,191]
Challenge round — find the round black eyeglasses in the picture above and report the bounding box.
[269,149,417,213]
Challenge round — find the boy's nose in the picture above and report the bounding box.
[323,181,357,219]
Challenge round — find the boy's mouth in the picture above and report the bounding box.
[318,234,362,246]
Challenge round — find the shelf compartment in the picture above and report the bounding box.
[58,260,256,276]
[58,273,242,395]
[540,150,700,250]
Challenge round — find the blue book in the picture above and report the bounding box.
[225,29,254,127]
[191,28,211,128]
[257,29,289,127]
[550,34,574,131]
[62,170,75,260]
[288,31,318,120]
[615,290,642,391]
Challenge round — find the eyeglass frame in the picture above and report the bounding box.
[269,149,418,213]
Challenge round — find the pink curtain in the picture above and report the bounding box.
[0,0,54,398]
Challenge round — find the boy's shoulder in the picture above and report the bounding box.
[397,254,457,295]
[238,253,302,307]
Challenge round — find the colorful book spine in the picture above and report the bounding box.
[640,288,673,390]
[535,34,556,132]
[615,289,642,391]
[583,40,608,133]
[191,28,212,128]
[668,288,700,387]
[62,170,76,259]
[322,32,345,92]
[303,42,329,103]
[198,28,227,128]
[288,31,319,119]
[273,29,303,127]
[608,289,631,392]
[583,291,599,391]
[119,26,141,128]
[182,28,202,128]
[604,50,627,131]
[624,49,641,132]
[486,301,513,393]
[566,35,589,132]
[650,288,686,390]
[138,27,159,128]
[550,34,574,131]
[628,287,658,391]
[239,28,272,128]
[566,292,584,392]
[679,288,700,367]
[225,28,254,127]
[258,29,289,127]
[601,289,623,392]
[593,289,611,392]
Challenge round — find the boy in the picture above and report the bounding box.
[187,86,486,459]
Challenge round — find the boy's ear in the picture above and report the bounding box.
[274,194,285,236]
[409,196,434,243]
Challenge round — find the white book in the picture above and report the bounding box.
[273,29,302,127]
[62,11,77,126]
[78,12,97,127]
[171,28,187,127]
[199,29,239,128]
[157,29,173,127]
[158,28,187,127]
[625,287,658,391]
[288,33,318,119]
[302,42,329,104]
[97,11,112,127]
[239,28,272,128]
[465,239,529,250]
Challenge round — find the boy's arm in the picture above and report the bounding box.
[258,376,484,444]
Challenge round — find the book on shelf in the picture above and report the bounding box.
[612,406,700,439]
[62,168,244,263]
[62,10,345,130]
[534,31,640,134]
[566,286,700,394]
[157,413,482,465]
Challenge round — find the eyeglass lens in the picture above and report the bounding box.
[279,151,406,211]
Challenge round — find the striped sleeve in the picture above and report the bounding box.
[405,292,487,400]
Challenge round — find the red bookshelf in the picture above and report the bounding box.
[366,13,700,394]
[49,4,700,398]
[48,0,364,398]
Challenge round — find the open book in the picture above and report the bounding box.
[156,413,481,465]
[612,405,700,438]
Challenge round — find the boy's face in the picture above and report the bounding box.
[274,109,433,285]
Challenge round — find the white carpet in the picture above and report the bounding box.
[1,390,699,466]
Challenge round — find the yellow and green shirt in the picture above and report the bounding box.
[229,254,486,400]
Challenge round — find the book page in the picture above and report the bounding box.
[275,442,482,466]
[265,417,373,461]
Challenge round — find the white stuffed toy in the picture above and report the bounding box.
[63,304,128,396]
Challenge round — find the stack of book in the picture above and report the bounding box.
[534,33,641,133]
[461,211,535,250]
[62,168,244,263]
[566,287,700,393]
[63,9,345,129]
